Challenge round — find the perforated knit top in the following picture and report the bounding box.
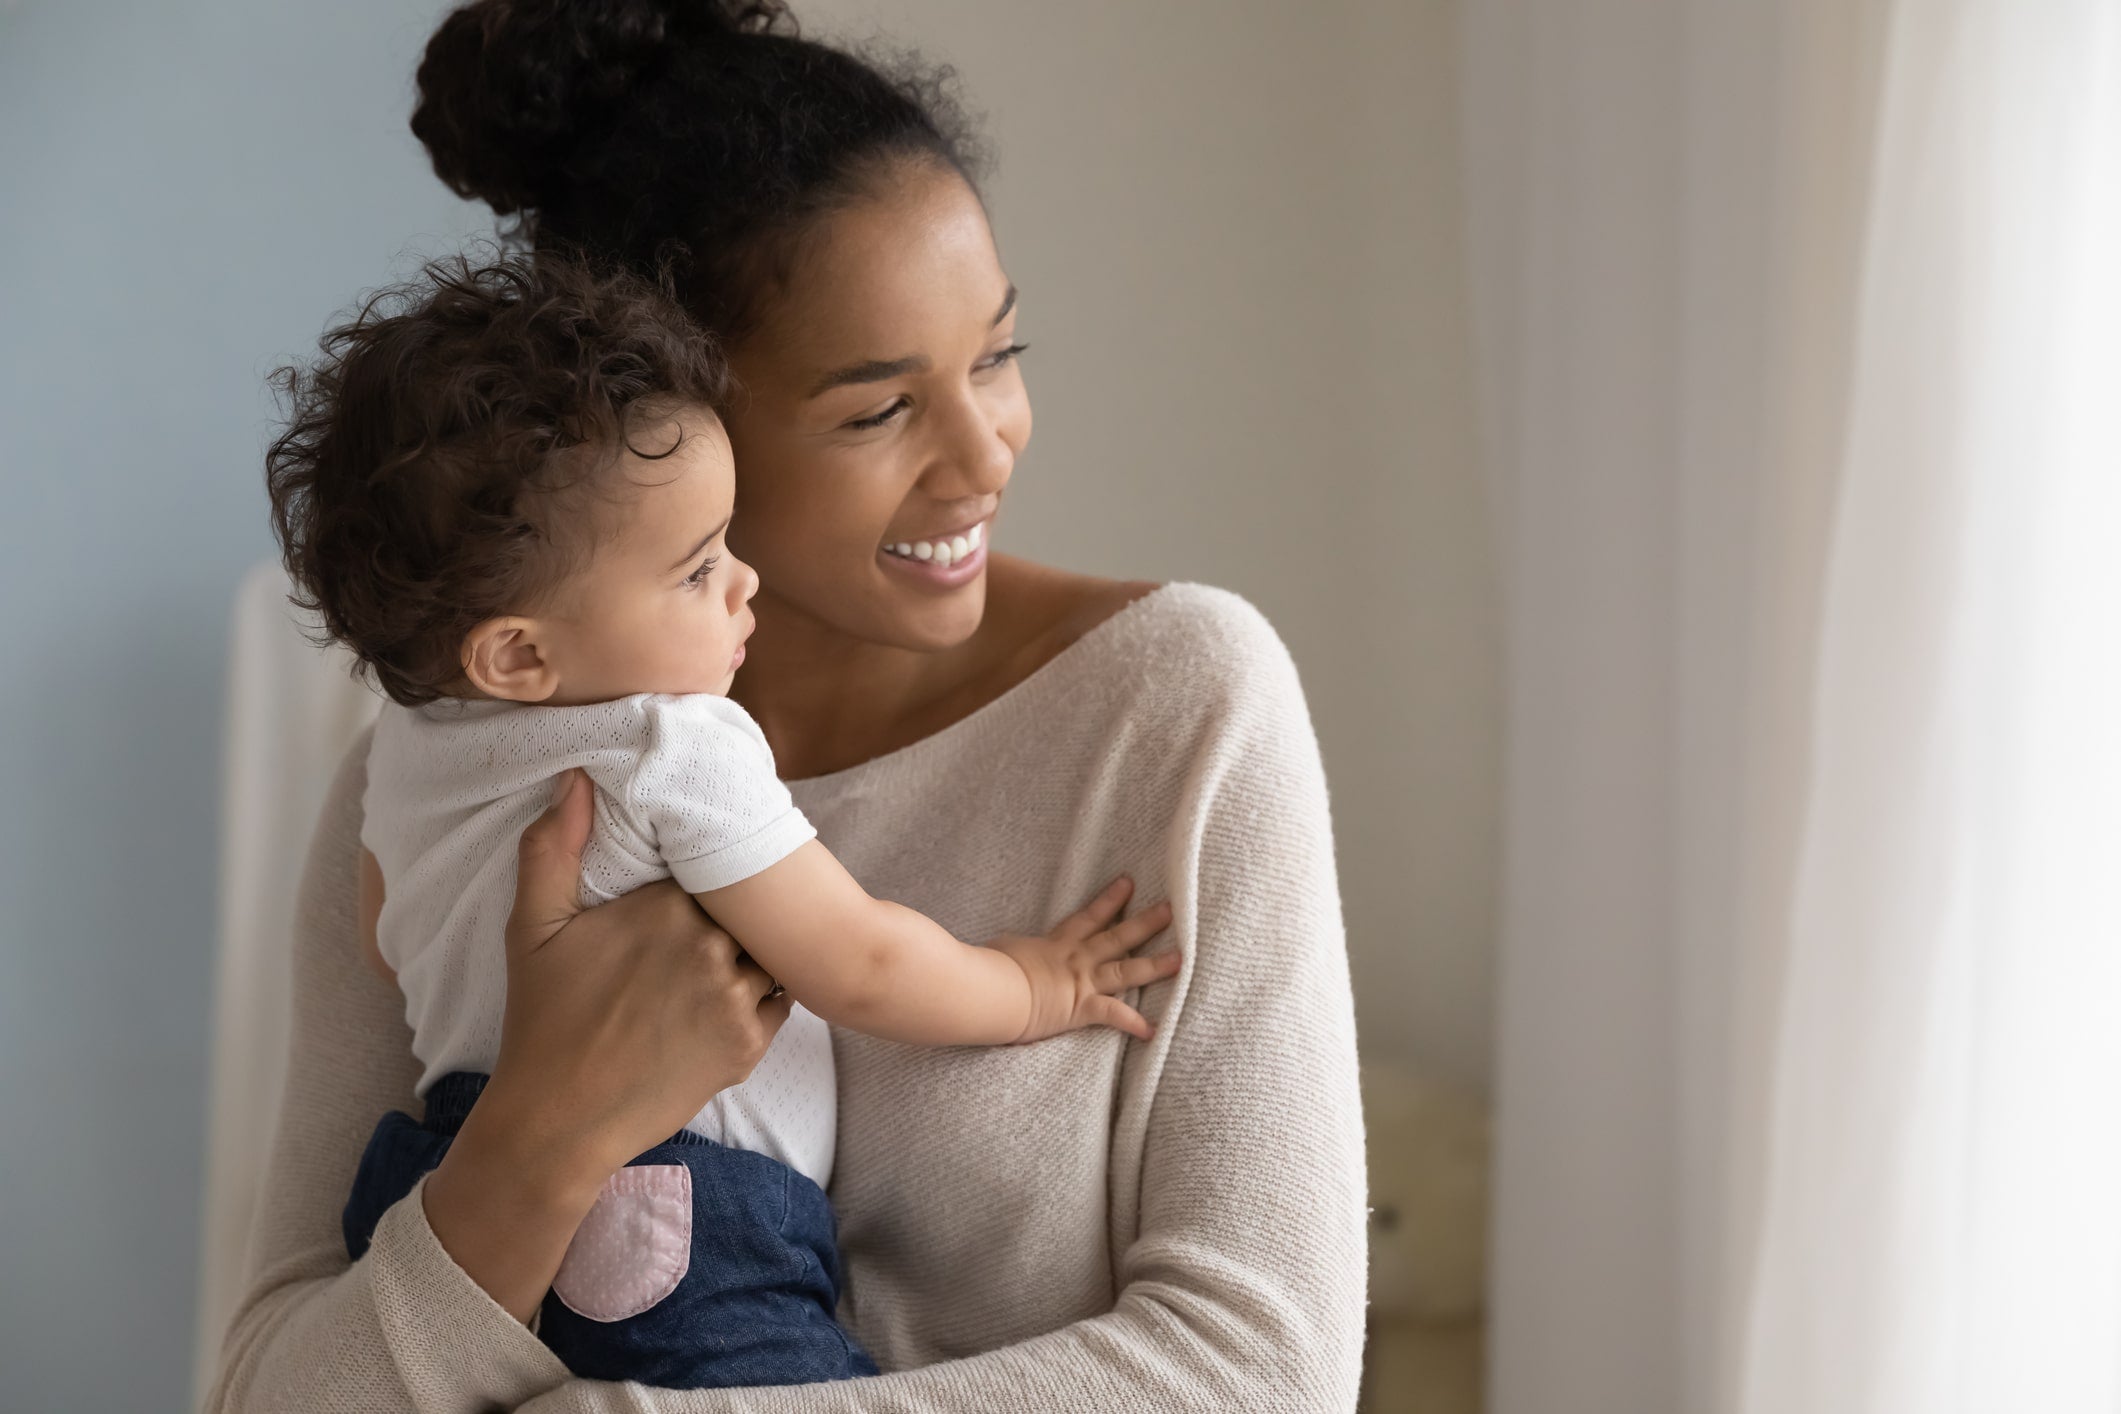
[364,692,831,1185]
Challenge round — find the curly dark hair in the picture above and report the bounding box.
[266,255,730,707]
[411,0,985,337]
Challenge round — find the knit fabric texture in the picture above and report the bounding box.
[207,583,1369,1413]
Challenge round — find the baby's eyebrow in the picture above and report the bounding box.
[666,515,732,573]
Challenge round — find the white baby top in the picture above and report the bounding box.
[360,693,833,1188]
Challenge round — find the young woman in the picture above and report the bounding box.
[209,3,1366,1408]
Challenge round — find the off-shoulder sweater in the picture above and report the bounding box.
[207,583,1368,1413]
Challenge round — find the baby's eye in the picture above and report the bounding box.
[684,555,719,587]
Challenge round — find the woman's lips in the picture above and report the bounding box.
[881,519,986,568]
[879,519,990,587]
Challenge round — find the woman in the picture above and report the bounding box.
[209,2,1366,1408]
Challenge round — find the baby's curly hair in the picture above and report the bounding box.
[267,256,729,706]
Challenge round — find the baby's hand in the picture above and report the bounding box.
[990,876,1180,1043]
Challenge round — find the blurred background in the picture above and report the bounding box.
[6,2,2118,1413]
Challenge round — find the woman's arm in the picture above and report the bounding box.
[515,608,1371,1414]
[208,749,796,1413]
[207,734,569,1413]
[700,845,1176,1045]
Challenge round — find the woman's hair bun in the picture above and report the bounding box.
[413,0,792,217]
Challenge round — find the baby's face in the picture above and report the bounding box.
[533,407,758,705]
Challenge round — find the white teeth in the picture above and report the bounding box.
[884,521,988,565]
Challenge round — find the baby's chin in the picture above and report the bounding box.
[657,676,738,700]
[646,654,745,699]
[684,666,741,699]
[574,671,736,703]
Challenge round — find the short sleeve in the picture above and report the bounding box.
[628,695,816,894]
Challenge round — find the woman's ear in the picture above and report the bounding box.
[460,617,562,703]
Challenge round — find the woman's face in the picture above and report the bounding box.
[721,163,1031,653]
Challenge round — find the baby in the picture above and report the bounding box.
[266,257,1176,1390]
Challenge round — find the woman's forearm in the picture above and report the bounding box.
[210,734,569,1412]
[422,1086,611,1323]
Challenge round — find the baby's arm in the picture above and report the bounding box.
[698,842,1177,1046]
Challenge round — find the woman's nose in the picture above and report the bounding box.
[928,387,1018,497]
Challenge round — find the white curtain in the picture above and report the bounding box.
[1461,2,2121,1412]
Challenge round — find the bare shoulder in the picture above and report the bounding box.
[983,556,1164,679]
[1051,571,1167,650]
[986,559,1305,720]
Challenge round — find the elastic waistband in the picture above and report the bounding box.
[421,1071,717,1147]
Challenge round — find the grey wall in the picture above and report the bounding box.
[0,2,1497,1408]
[0,4,484,1408]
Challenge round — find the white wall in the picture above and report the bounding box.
[0,1,1496,1407]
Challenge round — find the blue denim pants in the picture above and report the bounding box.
[342,1072,877,1390]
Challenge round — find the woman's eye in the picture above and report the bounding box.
[840,347,1024,432]
[846,396,911,431]
[684,555,719,587]
[982,341,1030,371]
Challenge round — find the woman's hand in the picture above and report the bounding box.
[421,769,790,1321]
[483,768,791,1169]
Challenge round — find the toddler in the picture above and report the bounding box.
[265,258,1176,1390]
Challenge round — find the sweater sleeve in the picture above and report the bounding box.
[205,730,574,1414]
[513,596,1373,1414]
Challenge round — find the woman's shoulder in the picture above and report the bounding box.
[997,559,1299,690]
[1075,580,1302,693]
[1115,581,1299,670]
[1017,572,1311,744]
[1019,578,1330,840]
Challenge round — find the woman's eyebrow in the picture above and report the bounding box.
[806,355,928,399]
[801,285,1020,400]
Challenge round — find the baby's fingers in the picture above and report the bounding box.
[1051,876,1137,942]
[1081,993,1156,1041]
[1095,951,1182,995]
[1088,899,1174,959]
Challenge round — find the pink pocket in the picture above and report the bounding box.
[552,1164,692,1322]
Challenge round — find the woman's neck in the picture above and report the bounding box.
[731,555,1157,780]
[730,555,1033,779]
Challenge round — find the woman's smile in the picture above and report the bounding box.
[880,516,990,586]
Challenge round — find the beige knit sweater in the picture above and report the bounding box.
[207,583,1368,1413]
